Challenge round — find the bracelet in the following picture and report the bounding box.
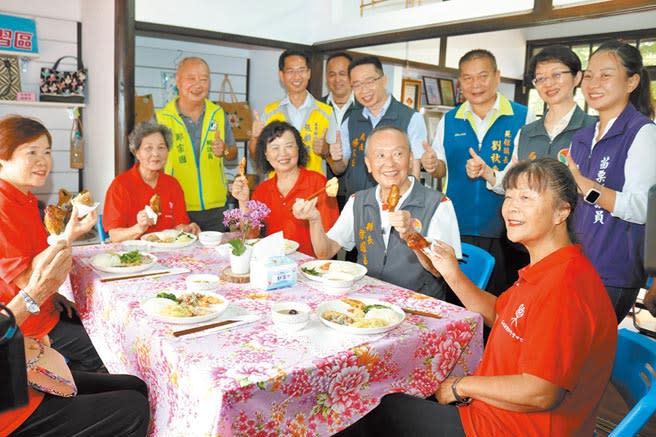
[451,376,472,406]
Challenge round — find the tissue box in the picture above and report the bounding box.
[250,255,297,290]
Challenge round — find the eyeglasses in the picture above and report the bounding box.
[283,67,309,76]
[351,75,383,91]
[532,71,572,87]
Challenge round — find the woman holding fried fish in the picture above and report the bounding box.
[102,122,200,243]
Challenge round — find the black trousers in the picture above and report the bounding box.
[49,314,104,372]
[335,393,465,437]
[188,207,227,232]
[12,371,149,437]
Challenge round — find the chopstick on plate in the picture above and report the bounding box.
[402,308,442,319]
[172,319,240,337]
[100,270,170,283]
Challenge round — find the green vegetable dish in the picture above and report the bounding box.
[301,266,320,276]
[118,250,147,266]
[157,292,177,301]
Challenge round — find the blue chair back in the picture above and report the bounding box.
[609,329,656,436]
[96,213,108,244]
[458,242,495,289]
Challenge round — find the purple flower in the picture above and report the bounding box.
[221,201,270,240]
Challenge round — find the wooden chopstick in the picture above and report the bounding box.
[172,319,240,337]
[100,270,170,282]
[402,308,442,319]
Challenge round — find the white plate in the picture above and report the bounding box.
[299,260,366,282]
[90,251,157,274]
[141,292,229,325]
[141,229,197,249]
[316,298,405,335]
[284,239,300,255]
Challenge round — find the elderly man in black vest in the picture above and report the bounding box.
[294,126,461,299]
[328,56,429,200]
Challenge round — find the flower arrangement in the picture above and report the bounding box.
[222,200,271,256]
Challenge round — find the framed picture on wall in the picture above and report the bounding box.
[422,76,441,106]
[401,79,422,111]
[439,78,456,107]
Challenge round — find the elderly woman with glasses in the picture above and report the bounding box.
[102,122,200,242]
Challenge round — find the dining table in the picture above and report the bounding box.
[66,240,484,437]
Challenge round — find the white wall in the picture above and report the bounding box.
[0,0,83,206]
[247,48,284,116]
[81,0,114,206]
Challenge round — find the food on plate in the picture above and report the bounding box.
[321,310,355,325]
[149,193,161,215]
[238,157,246,177]
[406,232,430,251]
[319,262,332,271]
[144,231,194,244]
[44,205,67,235]
[387,184,400,212]
[155,292,224,318]
[325,177,339,197]
[277,309,300,315]
[340,297,366,311]
[156,292,177,301]
[92,251,153,269]
[57,188,72,208]
[73,190,94,206]
[300,266,320,276]
[322,299,401,329]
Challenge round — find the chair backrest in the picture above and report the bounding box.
[458,242,495,289]
[609,329,656,436]
[96,213,108,244]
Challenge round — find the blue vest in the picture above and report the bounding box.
[570,103,652,288]
[353,182,447,299]
[444,101,528,237]
[344,97,414,197]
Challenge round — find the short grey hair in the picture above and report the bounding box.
[176,56,210,74]
[128,122,172,155]
[364,125,411,155]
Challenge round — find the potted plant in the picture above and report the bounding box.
[222,200,270,274]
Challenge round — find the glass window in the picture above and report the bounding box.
[527,88,545,117]
[572,44,591,70]
[574,88,586,112]
[651,80,656,110]
[640,39,656,67]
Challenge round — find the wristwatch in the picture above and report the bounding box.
[584,186,601,205]
[451,376,472,406]
[19,289,40,314]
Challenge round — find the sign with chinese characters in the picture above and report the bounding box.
[0,14,39,57]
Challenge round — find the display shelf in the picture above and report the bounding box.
[0,100,85,108]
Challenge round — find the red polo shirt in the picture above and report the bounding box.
[0,178,58,435]
[103,164,190,233]
[459,245,617,436]
[252,168,338,257]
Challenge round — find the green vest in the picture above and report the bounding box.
[156,98,227,211]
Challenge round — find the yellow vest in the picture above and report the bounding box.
[156,98,227,211]
[264,98,333,175]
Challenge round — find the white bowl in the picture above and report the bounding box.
[271,301,311,332]
[122,239,151,252]
[322,272,354,296]
[186,274,221,291]
[199,231,223,247]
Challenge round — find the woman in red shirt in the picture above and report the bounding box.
[103,122,200,242]
[0,115,149,436]
[339,158,617,436]
[231,121,338,257]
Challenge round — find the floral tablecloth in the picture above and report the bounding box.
[68,243,483,437]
